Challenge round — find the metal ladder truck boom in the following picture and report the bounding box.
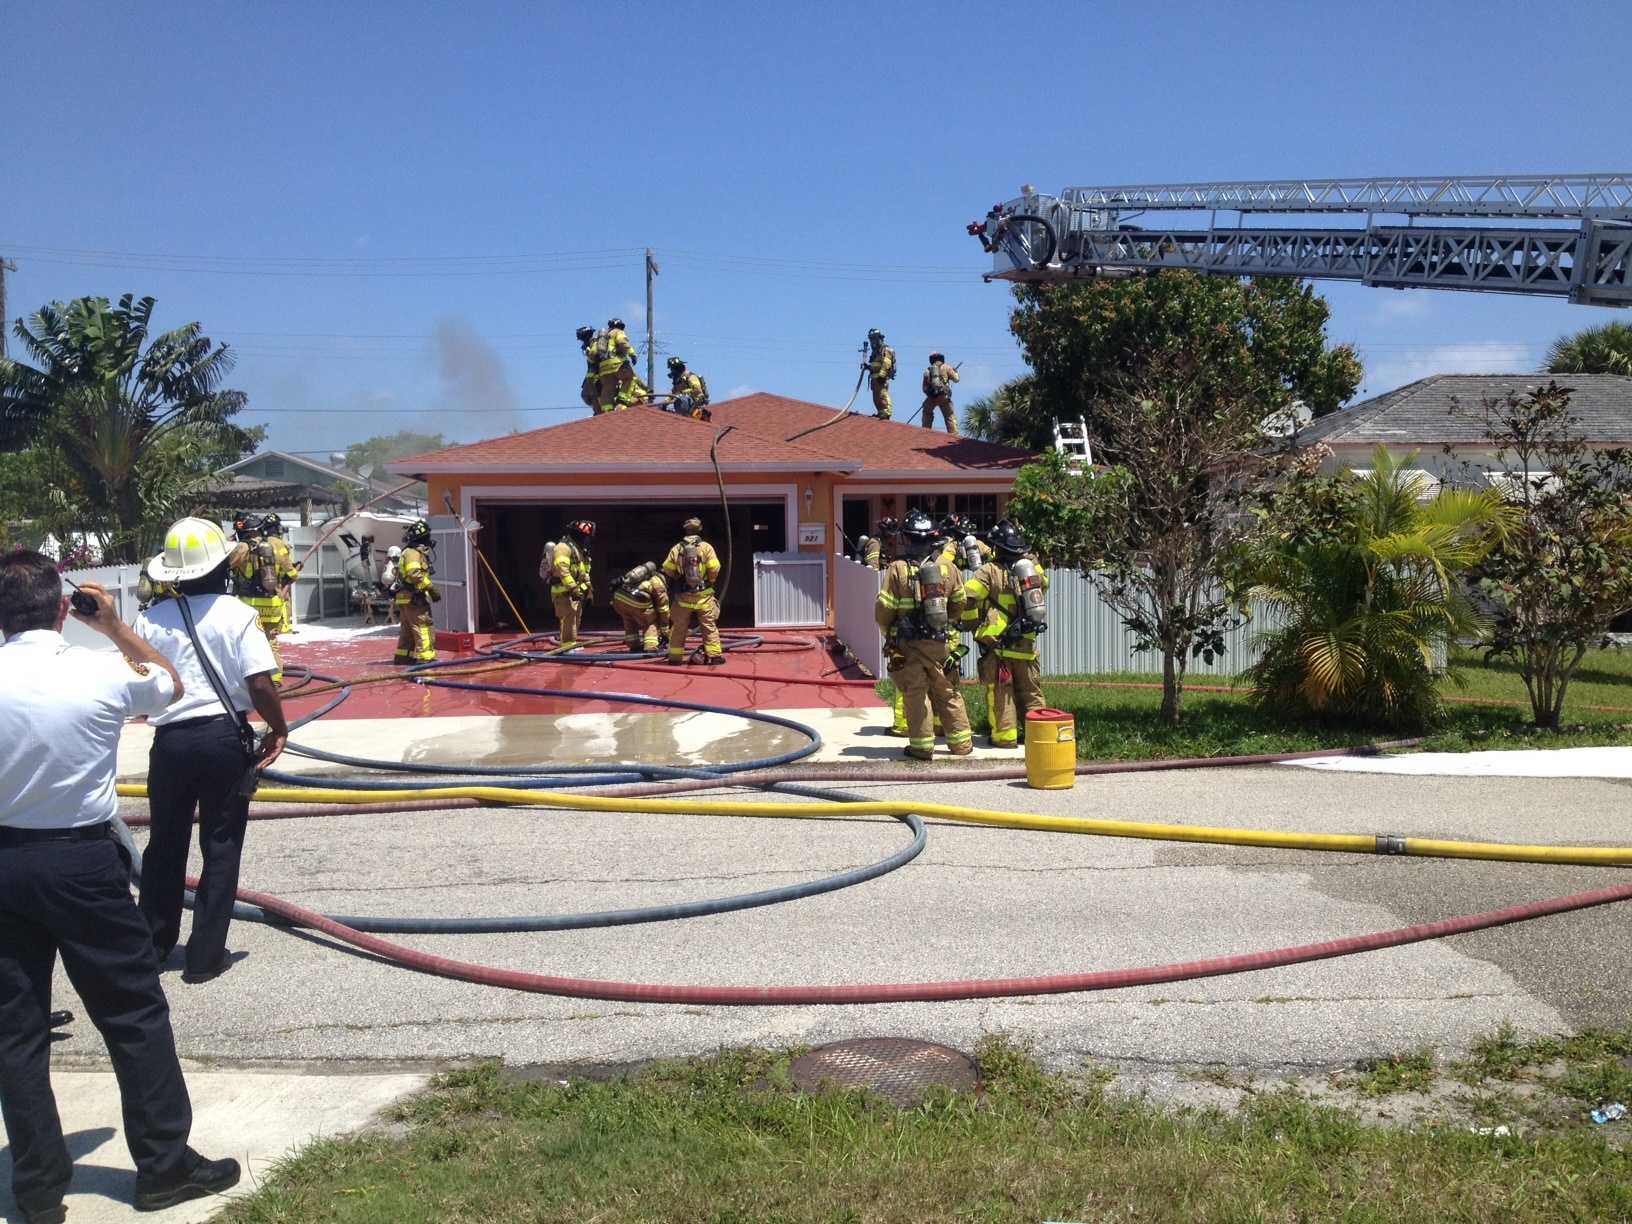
[968,174,1632,306]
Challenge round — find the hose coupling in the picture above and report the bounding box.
[1375,834,1408,856]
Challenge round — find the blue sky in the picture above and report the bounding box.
[4,0,1626,459]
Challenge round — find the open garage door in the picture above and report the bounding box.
[472,499,786,632]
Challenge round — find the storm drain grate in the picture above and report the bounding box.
[789,1037,980,1107]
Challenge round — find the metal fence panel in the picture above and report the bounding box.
[753,552,827,627]
[834,555,884,676]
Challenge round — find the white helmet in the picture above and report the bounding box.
[147,516,234,583]
[387,546,402,558]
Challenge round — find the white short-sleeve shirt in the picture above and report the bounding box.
[135,594,277,727]
[0,629,177,829]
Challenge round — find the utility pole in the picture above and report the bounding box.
[0,257,15,359]
[645,248,659,392]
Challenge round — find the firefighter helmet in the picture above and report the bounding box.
[575,325,595,342]
[149,517,235,583]
[990,519,1029,558]
[900,509,936,546]
[608,317,625,330]
[262,512,285,537]
[929,351,945,363]
[867,328,884,342]
[567,519,596,541]
[681,516,703,535]
[231,513,265,540]
[403,519,433,548]
[667,356,685,372]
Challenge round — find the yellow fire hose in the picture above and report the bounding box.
[113,781,1632,868]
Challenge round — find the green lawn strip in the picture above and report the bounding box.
[220,1038,1632,1224]
[874,647,1632,761]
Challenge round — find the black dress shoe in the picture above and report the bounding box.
[48,1009,73,1028]
[134,1150,241,1211]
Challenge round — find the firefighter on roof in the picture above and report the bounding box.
[611,561,671,652]
[576,325,599,410]
[544,520,594,650]
[594,317,638,412]
[961,519,1050,748]
[662,516,724,665]
[666,357,711,419]
[920,351,961,435]
[863,328,897,419]
[874,510,972,760]
[392,519,440,664]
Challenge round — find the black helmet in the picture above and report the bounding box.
[608,317,625,330]
[867,327,884,342]
[667,356,685,371]
[262,512,284,536]
[876,516,899,535]
[681,516,703,535]
[232,513,265,540]
[403,519,433,548]
[900,509,936,545]
[938,514,965,538]
[929,351,945,363]
[990,519,1028,557]
[575,325,595,342]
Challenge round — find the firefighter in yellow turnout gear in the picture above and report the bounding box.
[666,356,711,419]
[875,510,973,760]
[393,519,440,664]
[890,517,982,737]
[544,520,594,649]
[611,561,671,651]
[662,517,725,665]
[920,351,961,435]
[229,514,288,684]
[962,520,1049,747]
[593,317,638,412]
[862,327,897,419]
[261,513,301,633]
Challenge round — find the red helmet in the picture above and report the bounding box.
[568,519,596,540]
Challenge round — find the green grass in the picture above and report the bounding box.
[877,646,1632,761]
[220,1037,1632,1224]
[1343,1050,1439,1098]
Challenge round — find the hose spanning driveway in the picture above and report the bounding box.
[114,631,1632,1007]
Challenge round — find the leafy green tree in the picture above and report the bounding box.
[343,430,447,475]
[1544,321,1632,376]
[962,376,1035,444]
[1001,273,1362,453]
[1006,352,1293,726]
[1468,381,1632,728]
[0,295,248,561]
[1236,448,1511,729]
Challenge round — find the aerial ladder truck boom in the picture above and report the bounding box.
[969,173,1632,307]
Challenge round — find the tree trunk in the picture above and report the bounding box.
[1160,647,1183,727]
[108,478,144,564]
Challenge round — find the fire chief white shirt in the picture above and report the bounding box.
[0,629,176,829]
[135,593,276,727]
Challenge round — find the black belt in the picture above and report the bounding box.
[0,821,112,847]
[153,713,238,734]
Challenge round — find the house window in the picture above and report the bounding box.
[905,494,950,520]
[953,494,999,531]
[263,458,285,478]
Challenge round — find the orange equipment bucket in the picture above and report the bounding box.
[1024,708,1076,790]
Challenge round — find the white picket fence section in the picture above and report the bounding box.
[832,554,1272,679]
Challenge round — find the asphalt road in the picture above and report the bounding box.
[54,766,1632,1075]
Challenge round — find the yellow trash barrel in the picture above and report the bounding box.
[1024,708,1077,790]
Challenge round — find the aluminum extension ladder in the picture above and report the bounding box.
[1052,417,1093,472]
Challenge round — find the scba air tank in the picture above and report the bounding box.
[1011,556,1047,626]
[917,556,949,631]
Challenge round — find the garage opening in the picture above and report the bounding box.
[473,500,787,632]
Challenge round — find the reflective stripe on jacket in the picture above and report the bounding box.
[550,540,590,597]
[662,537,721,607]
[874,555,966,639]
[612,576,670,619]
[963,559,1048,660]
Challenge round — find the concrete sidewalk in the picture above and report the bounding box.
[0,1066,426,1223]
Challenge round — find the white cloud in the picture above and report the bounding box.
[1373,295,1430,322]
[1362,341,1535,397]
[956,362,998,396]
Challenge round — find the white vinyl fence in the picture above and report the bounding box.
[833,554,1272,680]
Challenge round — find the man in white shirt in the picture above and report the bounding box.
[134,517,288,986]
[0,549,241,1222]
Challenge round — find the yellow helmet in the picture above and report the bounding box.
[148,516,233,582]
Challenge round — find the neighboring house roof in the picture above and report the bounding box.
[388,404,862,474]
[701,393,1034,477]
[202,475,347,508]
[1299,374,1632,448]
[219,450,419,506]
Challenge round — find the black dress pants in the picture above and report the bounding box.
[140,716,252,976]
[0,832,193,1212]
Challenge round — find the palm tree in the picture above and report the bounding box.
[1544,321,1632,376]
[961,375,1036,444]
[1239,448,1513,728]
[0,295,247,561]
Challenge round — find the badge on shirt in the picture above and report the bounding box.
[124,657,151,676]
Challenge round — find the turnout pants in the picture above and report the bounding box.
[870,379,892,419]
[140,716,253,976]
[395,597,435,662]
[920,394,958,434]
[615,603,662,651]
[668,594,721,661]
[595,367,634,412]
[552,594,583,649]
[0,829,194,1212]
[887,638,972,756]
[980,650,1045,746]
